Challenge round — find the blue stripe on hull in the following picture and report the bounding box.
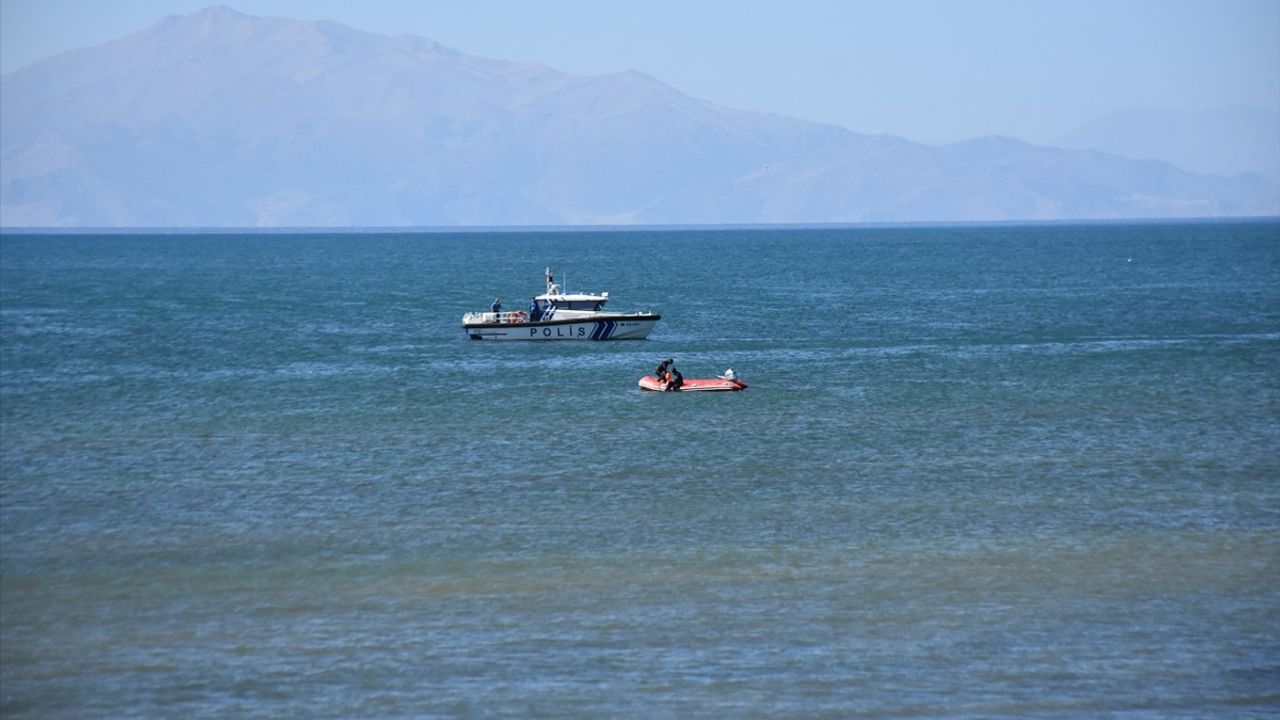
[590,320,617,340]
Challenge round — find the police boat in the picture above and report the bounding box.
[462,268,661,341]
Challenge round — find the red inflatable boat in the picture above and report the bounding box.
[638,375,748,392]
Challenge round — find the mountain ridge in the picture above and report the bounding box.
[1055,106,1280,182]
[2,6,1276,227]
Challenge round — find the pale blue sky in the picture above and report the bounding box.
[2,0,1277,144]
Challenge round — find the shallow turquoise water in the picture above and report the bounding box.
[2,222,1279,717]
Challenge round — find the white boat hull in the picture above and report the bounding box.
[464,315,659,341]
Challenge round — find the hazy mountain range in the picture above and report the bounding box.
[2,6,1277,227]
[1055,106,1280,183]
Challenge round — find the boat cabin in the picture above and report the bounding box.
[530,291,609,320]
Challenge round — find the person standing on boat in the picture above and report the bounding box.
[655,358,672,383]
[491,297,502,323]
[528,298,540,322]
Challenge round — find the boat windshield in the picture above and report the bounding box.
[553,300,605,311]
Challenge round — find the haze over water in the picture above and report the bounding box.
[2,221,1278,717]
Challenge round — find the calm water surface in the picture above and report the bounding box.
[2,222,1278,718]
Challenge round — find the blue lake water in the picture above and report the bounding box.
[2,221,1278,717]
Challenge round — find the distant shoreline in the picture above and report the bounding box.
[3,216,1278,236]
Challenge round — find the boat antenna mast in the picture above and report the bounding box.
[545,267,563,295]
